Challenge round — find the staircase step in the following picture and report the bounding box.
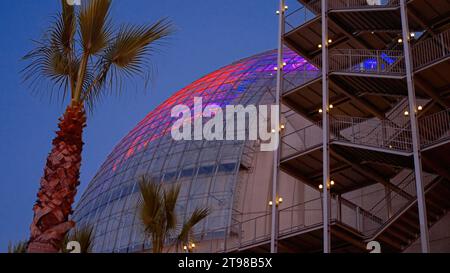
[397,216,419,233]
[427,203,446,217]
[428,192,450,208]
[384,227,412,244]
[404,210,419,221]
[370,179,450,252]
[378,234,404,252]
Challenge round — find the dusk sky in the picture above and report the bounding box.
[0,0,290,251]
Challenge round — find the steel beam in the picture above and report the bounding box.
[331,78,386,120]
[415,77,450,109]
[331,150,414,200]
[271,0,285,254]
[385,186,393,219]
[321,0,331,254]
[400,0,430,253]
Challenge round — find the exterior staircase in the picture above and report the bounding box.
[367,177,450,252]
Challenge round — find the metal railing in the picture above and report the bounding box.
[283,58,321,94]
[281,115,413,159]
[197,194,381,252]
[330,116,412,151]
[328,0,399,10]
[285,0,400,33]
[282,108,450,159]
[362,171,437,237]
[282,29,450,93]
[283,54,321,94]
[413,29,450,71]
[419,109,450,148]
[192,171,441,253]
[282,49,404,95]
[328,49,405,75]
[360,171,416,234]
[281,121,324,158]
[285,0,321,33]
[282,28,450,94]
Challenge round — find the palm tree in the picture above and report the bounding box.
[138,176,210,253]
[7,241,28,253]
[61,225,94,253]
[22,0,173,253]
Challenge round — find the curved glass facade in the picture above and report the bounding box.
[73,49,314,253]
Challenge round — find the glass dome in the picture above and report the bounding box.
[72,49,314,253]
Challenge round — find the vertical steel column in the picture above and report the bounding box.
[385,187,392,218]
[336,194,342,222]
[271,0,285,253]
[321,0,331,254]
[400,0,430,253]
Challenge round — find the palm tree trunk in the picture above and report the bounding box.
[27,104,86,253]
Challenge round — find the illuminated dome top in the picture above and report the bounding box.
[73,49,314,253]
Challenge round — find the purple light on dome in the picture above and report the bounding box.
[109,49,312,173]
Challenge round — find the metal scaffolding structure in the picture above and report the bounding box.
[275,0,450,253]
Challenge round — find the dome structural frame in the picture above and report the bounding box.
[73,49,313,253]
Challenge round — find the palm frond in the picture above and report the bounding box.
[138,176,168,252]
[138,176,209,253]
[106,19,173,70]
[7,240,27,253]
[177,207,210,250]
[138,177,163,233]
[21,10,78,102]
[61,224,95,253]
[78,0,112,55]
[60,0,76,54]
[81,19,174,108]
[22,0,173,112]
[163,183,180,232]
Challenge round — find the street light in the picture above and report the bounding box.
[269,196,283,206]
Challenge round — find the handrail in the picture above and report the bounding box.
[282,36,450,93]
[330,115,412,151]
[370,172,415,221]
[328,0,399,10]
[283,28,450,95]
[281,115,413,160]
[328,49,405,75]
[419,109,450,148]
[282,109,450,159]
[413,29,450,71]
[281,110,449,163]
[282,49,405,95]
[162,172,442,253]
[196,194,382,252]
[285,0,400,33]
[367,171,414,214]
[231,196,324,227]
[285,0,321,33]
[283,121,321,139]
[339,196,384,224]
[282,56,321,94]
[367,176,443,240]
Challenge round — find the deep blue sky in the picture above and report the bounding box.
[0,0,294,251]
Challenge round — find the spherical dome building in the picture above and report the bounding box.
[72,49,315,253]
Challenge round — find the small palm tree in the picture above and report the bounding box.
[61,225,94,253]
[8,241,28,253]
[138,176,209,253]
[23,0,173,253]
